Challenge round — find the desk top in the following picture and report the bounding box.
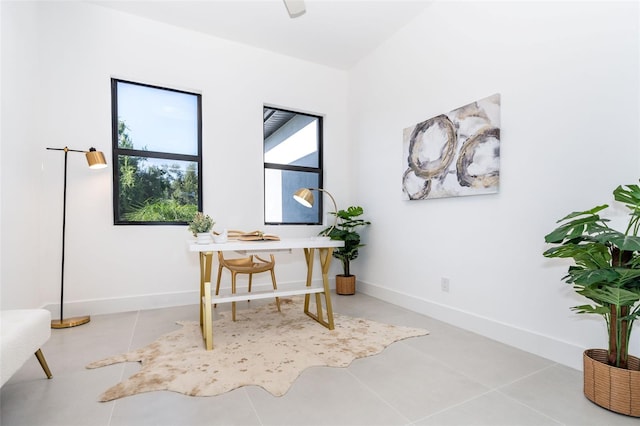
[188,237,344,252]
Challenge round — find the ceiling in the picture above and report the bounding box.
[88,0,431,70]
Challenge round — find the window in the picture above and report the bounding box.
[111,79,202,225]
[263,106,323,225]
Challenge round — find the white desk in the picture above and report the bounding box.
[189,237,344,349]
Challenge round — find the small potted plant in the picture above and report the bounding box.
[188,212,215,244]
[543,182,640,417]
[320,206,371,295]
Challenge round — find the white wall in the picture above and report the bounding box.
[1,1,349,314]
[349,1,640,369]
[2,0,639,372]
[1,1,43,309]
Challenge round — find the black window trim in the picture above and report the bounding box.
[111,78,203,226]
[263,106,324,226]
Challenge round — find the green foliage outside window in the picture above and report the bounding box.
[116,120,199,222]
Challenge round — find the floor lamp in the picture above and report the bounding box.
[293,187,338,236]
[46,146,107,329]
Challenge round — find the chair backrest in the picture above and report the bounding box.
[218,252,275,274]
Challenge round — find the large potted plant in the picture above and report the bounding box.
[543,183,640,417]
[320,206,371,295]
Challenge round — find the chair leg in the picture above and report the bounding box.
[34,349,52,379]
[270,268,281,312]
[247,274,253,302]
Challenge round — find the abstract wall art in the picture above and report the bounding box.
[402,93,501,200]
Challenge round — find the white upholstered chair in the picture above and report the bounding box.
[1,309,53,387]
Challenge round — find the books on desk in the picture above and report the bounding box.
[228,230,280,241]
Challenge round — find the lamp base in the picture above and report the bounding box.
[51,315,90,329]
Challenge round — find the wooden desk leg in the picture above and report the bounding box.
[303,248,314,313]
[319,247,335,330]
[303,247,335,330]
[199,252,213,329]
[202,281,213,350]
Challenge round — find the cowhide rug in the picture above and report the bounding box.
[86,297,428,401]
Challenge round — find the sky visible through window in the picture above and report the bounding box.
[117,82,199,156]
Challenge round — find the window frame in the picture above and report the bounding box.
[111,78,203,225]
[263,106,324,226]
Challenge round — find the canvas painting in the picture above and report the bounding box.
[402,94,501,200]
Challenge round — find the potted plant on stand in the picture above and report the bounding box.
[543,183,640,417]
[321,206,371,295]
[188,212,215,244]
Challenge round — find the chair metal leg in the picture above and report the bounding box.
[34,349,52,379]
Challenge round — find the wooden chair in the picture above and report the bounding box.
[215,252,281,321]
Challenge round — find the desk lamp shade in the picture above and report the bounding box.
[86,148,107,169]
[293,187,338,236]
[293,188,314,208]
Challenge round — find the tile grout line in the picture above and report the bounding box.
[412,389,496,424]
[408,361,563,425]
[493,362,567,425]
[495,361,559,389]
[346,367,414,425]
[386,341,563,425]
[107,309,141,426]
[494,389,566,426]
[402,344,497,425]
[243,387,265,426]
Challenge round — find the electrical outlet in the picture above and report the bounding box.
[441,277,450,292]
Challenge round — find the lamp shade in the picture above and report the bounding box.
[293,188,314,208]
[85,148,107,169]
[292,187,338,237]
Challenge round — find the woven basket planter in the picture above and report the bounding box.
[335,275,356,295]
[583,349,640,417]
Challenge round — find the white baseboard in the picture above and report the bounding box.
[43,278,584,371]
[43,290,201,318]
[356,280,585,371]
[42,279,331,318]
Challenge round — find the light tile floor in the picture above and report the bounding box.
[1,292,638,426]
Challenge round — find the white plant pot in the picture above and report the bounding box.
[196,232,212,244]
